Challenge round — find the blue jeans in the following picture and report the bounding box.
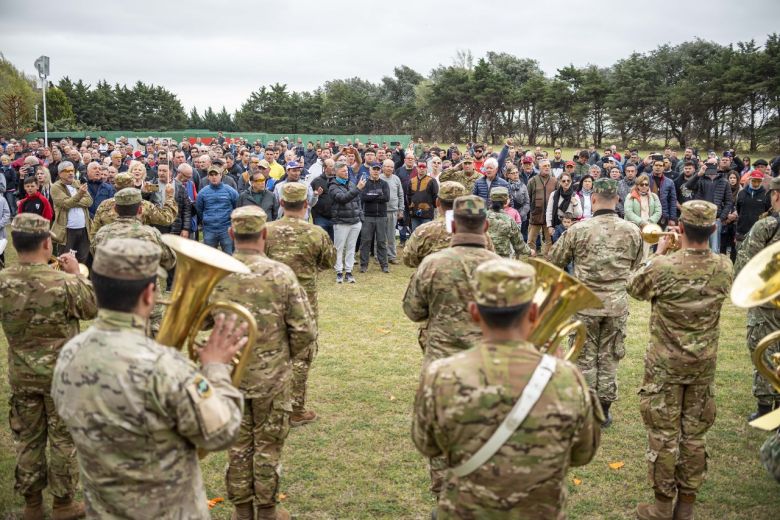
[204,228,234,255]
[5,191,17,217]
[314,216,334,242]
[411,217,432,232]
[708,219,721,253]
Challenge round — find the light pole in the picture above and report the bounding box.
[34,56,50,146]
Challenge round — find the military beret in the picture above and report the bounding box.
[593,178,618,196]
[11,213,52,236]
[490,186,509,201]
[231,206,267,234]
[438,181,466,201]
[92,238,161,281]
[768,177,780,191]
[453,195,486,217]
[680,200,717,227]
[282,182,307,202]
[472,259,536,308]
[114,172,134,189]
[114,188,142,206]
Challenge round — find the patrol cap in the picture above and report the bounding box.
[438,181,466,201]
[680,200,717,227]
[11,213,52,236]
[592,178,618,196]
[231,206,267,234]
[490,186,509,202]
[114,187,142,206]
[453,195,486,217]
[92,238,161,280]
[472,258,536,308]
[461,157,474,164]
[113,172,134,190]
[281,182,307,202]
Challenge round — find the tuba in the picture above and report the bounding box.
[49,255,90,277]
[641,223,680,253]
[731,239,780,430]
[157,235,258,387]
[526,258,604,362]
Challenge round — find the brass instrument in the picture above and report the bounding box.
[526,258,604,362]
[49,255,89,277]
[731,240,780,430]
[157,235,258,388]
[641,223,680,253]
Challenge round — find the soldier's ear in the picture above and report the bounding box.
[482,220,489,233]
[468,302,481,325]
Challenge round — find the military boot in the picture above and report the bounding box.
[673,493,695,520]
[231,502,254,520]
[255,505,291,520]
[22,491,44,520]
[51,495,86,520]
[600,401,613,428]
[636,495,674,520]
[290,410,317,427]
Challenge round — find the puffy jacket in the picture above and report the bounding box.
[237,188,278,221]
[328,178,362,225]
[685,171,733,221]
[87,180,115,217]
[194,182,238,232]
[361,178,390,217]
[736,186,769,237]
[648,174,677,221]
[472,176,509,203]
[624,192,662,226]
[310,174,334,219]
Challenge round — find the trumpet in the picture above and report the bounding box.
[731,239,780,430]
[526,258,604,362]
[641,223,680,253]
[49,255,89,277]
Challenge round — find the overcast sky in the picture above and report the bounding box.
[2,0,779,114]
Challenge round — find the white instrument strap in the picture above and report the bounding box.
[451,354,557,478]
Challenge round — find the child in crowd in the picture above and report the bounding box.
[552,212,575,274]
[17,175,54,221]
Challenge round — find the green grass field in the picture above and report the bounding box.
[1,236,779,519]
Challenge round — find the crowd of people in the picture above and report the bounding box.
[1,131,780,519]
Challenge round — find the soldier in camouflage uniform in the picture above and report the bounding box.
[92,172,177,232]
[760,359,780,483]
[439,156,482,194]
[214,206,317,520]
[627,200,733,520]
[0,214,97,520]
[735,176,780,420]
[90,188,176,337]
[402,182,495,268]
[412,259,601,519]
[486,186,532,259]
[52,238,246,519]
[549,178,643,427]
[264,183,336,427]
[403,195,500,496]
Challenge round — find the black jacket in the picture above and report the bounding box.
[328,178,362,225]
[310,174,334,219]
[237,188,278,221]
[736,186,770,236]
[360,178,390,217]
[684,171,733,221]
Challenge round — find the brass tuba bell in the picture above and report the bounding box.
[157,235,258,388]
[526,258,604,362]
[731,239,780,430]
[641,223,680,253]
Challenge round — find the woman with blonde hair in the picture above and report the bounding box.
[35,166,54,213]
[624,173,661,257]
[128,159,161,205]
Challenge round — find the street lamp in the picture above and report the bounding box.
[34,56,49,146]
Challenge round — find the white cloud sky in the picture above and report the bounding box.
[1,0,778,113]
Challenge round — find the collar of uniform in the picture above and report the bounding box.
[593,209,617,217]
[681,247,711,255]
[450,232,487,248]
[95,309,147,333]
[234,249,265,259]
[17,262,49,269]
[483,338,537,352]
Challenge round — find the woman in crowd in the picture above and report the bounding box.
[576,174,595,220]
[721,170,740,262]
[624,173,662,258]
[546,172,582,238]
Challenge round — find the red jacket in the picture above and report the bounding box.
[18,191,54,221]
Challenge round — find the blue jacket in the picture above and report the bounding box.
[648,174,677,221]
[472,176,509,203]
[195,182,238,233]
[87,180,115,217]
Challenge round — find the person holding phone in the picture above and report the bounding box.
[684,156,733,252]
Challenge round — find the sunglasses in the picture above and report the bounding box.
[639,183,649,187]
[560,179,571,183]
[60,168,75,173]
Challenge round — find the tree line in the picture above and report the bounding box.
[2,34,779,152]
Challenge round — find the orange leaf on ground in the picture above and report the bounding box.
[572,477,582,486]
[278,493,288,501]
[207,497,224,509]
[608,461,625,470]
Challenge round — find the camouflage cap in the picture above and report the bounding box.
[258,159,271,169]
[11,213,52,236]
[593,177,618,196]
[208,165,224,175]
[114,187,142,206]
[461,157,474,164]
[472,259,536,308]
[438,181,466,201]
[231,205,267,234]
[768,176,780,191]
[114,172,134,189]
[680,200,717,227]
[453,195,486,217]
[92,238,161,281]
[490,186,510,202]
[281,182,308,202]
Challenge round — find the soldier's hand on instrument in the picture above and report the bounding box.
[165,183,174,197]
[198,313,249,366]
[656,235,670,255]
[57,253,80,275]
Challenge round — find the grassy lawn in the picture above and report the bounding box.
[1,235,779,519]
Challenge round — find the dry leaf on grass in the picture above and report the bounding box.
[608,461,625,470]
[572,477,582,486]
[207,497,224,509]
[278,493,288,501]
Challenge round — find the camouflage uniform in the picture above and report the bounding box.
[761,430,780,483]
[486,186,531,259]
[0,214,97,504]
[402,195,500,494]
[549,178,643,406]
[92,172,177,233]
[212,206,317,513]
[412,259,601,519]
[52,238,244,518]
[627,201,733,505]
[264,184,336,414]
[439,163,482,194]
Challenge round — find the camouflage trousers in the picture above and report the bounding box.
[226,395,291,507]
[760,430,780,483]
[292,293,318,413]
[638,381,716,499]
[747,323,780,407]
[573,313,627,403]
[8,391,79,498]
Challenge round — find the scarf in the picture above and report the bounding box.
[551,185,574,228]
[651,173,664,195]
[335,177,348,185]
